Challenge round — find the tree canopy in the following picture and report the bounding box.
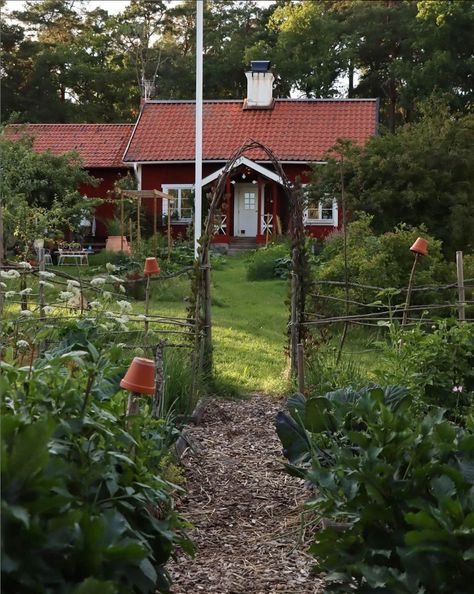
[308,101,474,256]
[2,0,472,128]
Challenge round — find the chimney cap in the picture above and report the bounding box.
[250,60,271,73]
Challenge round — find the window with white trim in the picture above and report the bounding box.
[162,184,194,222]
[302,186,338,227]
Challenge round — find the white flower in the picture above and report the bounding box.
[18,261,32,270]
[119,285,126,294]
[116,343,126,348]
[118,315,129,324]
[5,291,15,299]
[19,288,33,296]
[44,306,54,315]
[0,282,6,289]
[39,281,54,289]
[452,385,463,393]
[1,270,20,279]
[105,311,116,318]
[89,301,101,309]
[106,262,116,272]
[20,309,32,317]
[67,280,81,289]
[39,271,55,278]
[102,291,112,301]
[90,277,106,286]
[108,275,122,283]
[117,300,132,312]
[59,291,74,301]
[16,339,30,350]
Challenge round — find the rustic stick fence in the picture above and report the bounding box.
[0,255,203,410]
[288,249,473,393]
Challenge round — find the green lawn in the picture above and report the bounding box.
[149,254,290,395]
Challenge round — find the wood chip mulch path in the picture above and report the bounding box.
[169,394,324,594]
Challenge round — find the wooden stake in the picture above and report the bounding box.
[126,392,139,417]
[297,342,305,394]
[402,252,419,326]
[144,274,150,343]
[456,251,466,322]
[167,199,172,262]
[137,196,141,243]
[290,248,299,374]
[38,248,46,321]
[152,341,165,418]
[153,195,157,254]
[120,195,124,253]
[129,219,133,253]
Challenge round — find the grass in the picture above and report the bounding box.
[148,253,291,395]
[3,252,291,397]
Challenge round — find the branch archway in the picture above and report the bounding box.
[194,139,295,374]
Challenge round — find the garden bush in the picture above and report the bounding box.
[311,216,452,318]
[1,343,192,594]
[379,320,474,422]
[246,242,290,281]
[276,387,474,593]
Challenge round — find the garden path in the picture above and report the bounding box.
[169,394,323,594]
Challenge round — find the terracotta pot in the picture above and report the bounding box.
[120,357,155,395]
[144,257,160,276]
[106,235,131,255]
[410,237,428,256]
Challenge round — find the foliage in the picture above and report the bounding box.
[309,104,474,256]
[1,0,274,123]
[1,342,192,594]
[309,216,452,318]
[276,386,474,593]
[252,0,473,130]
[380,321,474,423]
[246,242,290,281]
[0,131,99,257]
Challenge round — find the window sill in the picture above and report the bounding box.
[305,219,334,225]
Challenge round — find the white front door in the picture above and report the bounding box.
[234,184,258,236]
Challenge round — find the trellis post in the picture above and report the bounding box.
[38,247,46,321]
[152,341,165,418]
[456,251,466,322]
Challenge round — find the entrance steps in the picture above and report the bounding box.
[227,237,258,255]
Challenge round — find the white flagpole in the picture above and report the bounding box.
[194,0,203,258]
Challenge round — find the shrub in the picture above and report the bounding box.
[311,216,452,318]
[246,242,290,281]
[1,346,192,594]
[276,387,474,593]
[380,320,474,422]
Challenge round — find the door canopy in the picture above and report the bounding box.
[202,155,285,188]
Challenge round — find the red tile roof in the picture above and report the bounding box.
[123,99,378,163]
[5,124,134,168]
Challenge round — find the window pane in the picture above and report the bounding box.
[180,189,193,219]
[306,207,319,220]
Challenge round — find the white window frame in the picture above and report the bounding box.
[302,185,338,227]
[161,184,194,223]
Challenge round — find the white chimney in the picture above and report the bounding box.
[245,61,274,109]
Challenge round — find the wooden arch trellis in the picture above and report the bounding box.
[193,139,306,375]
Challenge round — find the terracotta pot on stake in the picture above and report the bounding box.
[143,257,160,344]
[402,237,428,326]
[120,357,155,416]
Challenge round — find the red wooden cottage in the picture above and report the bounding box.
[7,63,378,248]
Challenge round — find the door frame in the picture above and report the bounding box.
[234,183,260,237]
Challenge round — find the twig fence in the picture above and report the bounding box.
[288,252,473,392]
[0,251,202,406]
